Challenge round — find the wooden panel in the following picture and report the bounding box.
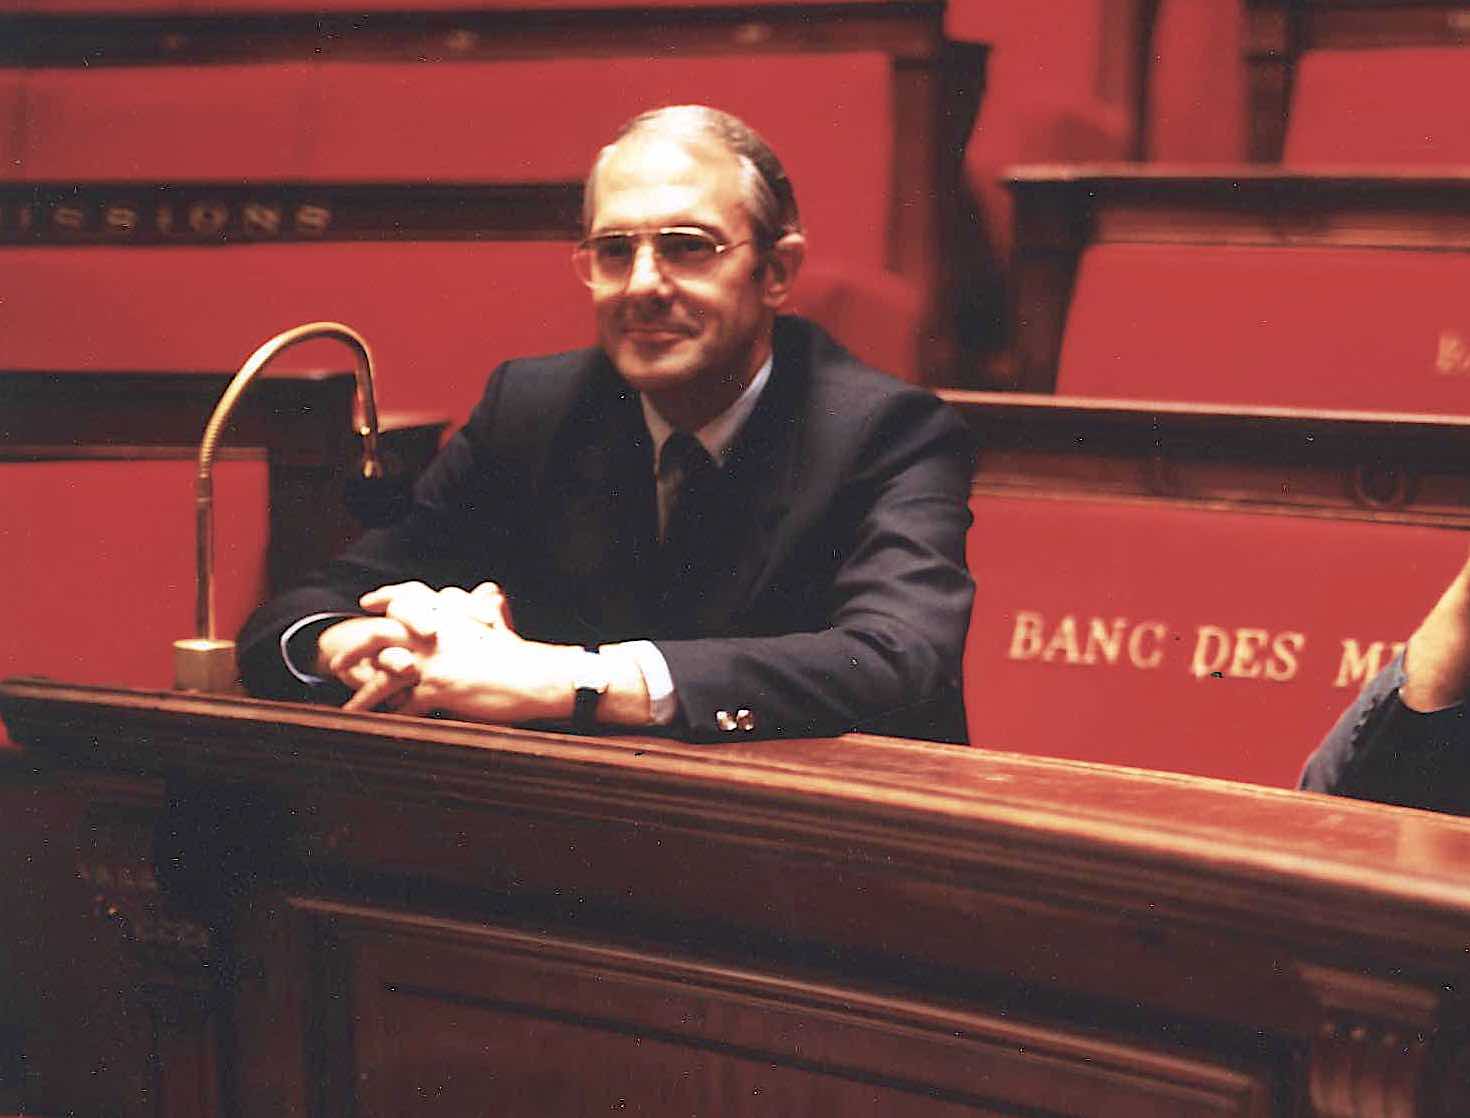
[943,389,1470,526]
[311,901,1269,1117]
[4,681,1470,1115]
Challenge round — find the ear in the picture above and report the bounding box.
[760,232,806,310]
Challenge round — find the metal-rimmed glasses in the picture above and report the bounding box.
[572,227,754,289]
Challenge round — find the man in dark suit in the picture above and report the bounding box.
[1300,549,1470,814]
[238,105,975,742]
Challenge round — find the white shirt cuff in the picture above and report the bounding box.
[280,612,357,685]
[603,640,677,726]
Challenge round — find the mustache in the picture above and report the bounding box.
[619,314,696,334]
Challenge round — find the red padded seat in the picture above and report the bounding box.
[964,494,1467,787]
[308,55,892,274]
[1145,0,1246,162]
[791,262,922,382]
[1286,48,1470,165]
[0,72,21,182]
[18,65,313,179]
[14,56,892,275]
[0,458,267,745]
[0,242,590,427]
[1055,242,1470,411]
[0,240,921,430]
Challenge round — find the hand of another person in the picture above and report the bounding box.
[1401,549,1470,712]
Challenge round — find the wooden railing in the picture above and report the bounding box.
[3,678,1470,1116]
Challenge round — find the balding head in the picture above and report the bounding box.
[584,105,801,249]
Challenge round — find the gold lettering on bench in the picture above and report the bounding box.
[187,201,229,236]
[103,205,140,235]
[242,203,283,236]
[1008,612,1170,670]
[1190,626,1303,682]
[1334,639,1406,688]
[0,195,336,243]
[1436,331,1470,375]
[294,204,332,236]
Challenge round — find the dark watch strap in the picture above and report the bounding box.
[572,645,604,731]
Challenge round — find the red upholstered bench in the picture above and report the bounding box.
[0,243,589,427]
[1054,242,1470,411]
[962,494,1465,788]
[306,56,894,276]
[0,457,267,747]
[3,51,924,409]
[14,56,894,277]
[1286,47,1470,165]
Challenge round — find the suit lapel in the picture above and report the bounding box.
[662,342,807,634]
[542,367,658,641]
[542,325,813,642]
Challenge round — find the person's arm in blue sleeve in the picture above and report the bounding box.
[1300,552,1470,815]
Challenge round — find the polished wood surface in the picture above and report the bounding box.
[941,389,1470,527]
[4,678,1470,1115]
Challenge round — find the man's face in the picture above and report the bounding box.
[585,134,791,426]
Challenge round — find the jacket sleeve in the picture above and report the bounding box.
[654,392,976,743]
[237,365,519,701]
[1299,652,1470,815]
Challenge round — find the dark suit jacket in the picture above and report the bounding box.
[238,315,977,743]
[1299,653,1470,816]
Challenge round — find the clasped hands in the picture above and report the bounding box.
[315,580,651,727]
[317,581,579,722]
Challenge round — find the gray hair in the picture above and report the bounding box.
[583,105,801,247]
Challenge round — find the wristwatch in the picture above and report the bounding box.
[571,645,612,730]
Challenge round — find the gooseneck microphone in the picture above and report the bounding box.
[173,322,384,693]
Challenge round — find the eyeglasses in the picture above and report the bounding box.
[572,227,753,288]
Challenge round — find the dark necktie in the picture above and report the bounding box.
[657,431,718,588]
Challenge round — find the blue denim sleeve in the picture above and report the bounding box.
[1299,651,1470,815]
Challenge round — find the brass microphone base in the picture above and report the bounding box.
[173,638,240,694]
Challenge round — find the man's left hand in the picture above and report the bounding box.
[342,581,577,722]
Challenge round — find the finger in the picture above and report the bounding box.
[360,578,438,631]
[325,622,415,678]
[379,584,446,640]
[376,644,421,682]
[468,582,513,629]
[358,581,418,613]
[342,669,411,713]
[337,661,380,690]
[436,586,475,616]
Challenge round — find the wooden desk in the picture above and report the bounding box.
[4,678,1470,1116]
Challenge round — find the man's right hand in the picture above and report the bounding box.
[315,615,424,699]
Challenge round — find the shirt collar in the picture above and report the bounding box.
[639,353,774,469]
